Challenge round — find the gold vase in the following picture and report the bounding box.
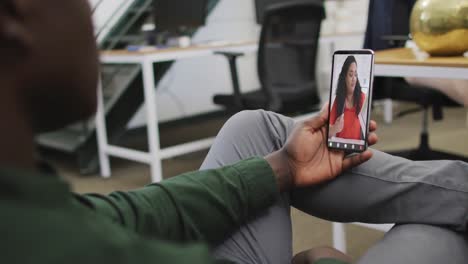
[410,0,468,56]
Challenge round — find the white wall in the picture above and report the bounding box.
[90,0,370,128]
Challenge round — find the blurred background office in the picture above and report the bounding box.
[37,0,467,262]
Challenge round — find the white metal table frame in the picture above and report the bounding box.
[96,43,258,183]
[332,59,468,253]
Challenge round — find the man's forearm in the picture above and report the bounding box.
[77,158,280,245]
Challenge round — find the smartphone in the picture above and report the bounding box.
[327,50,375,152]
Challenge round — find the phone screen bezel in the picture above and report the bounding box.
[326,49,375,153]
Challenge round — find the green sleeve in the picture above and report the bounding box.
[313,259,350,264]
[76,158,279,246]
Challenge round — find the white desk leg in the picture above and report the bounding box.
[383,99,393,124]
[142,60,163,182]
[332,222,347,253]
[96,77,111,178]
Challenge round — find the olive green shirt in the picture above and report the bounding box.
[0,158,279,264]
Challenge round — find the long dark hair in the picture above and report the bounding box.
[335,56,362,117]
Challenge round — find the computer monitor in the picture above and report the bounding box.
[154,0,208,33]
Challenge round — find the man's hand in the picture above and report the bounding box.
[266,106,378,192]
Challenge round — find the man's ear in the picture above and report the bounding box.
[0,0,32,63]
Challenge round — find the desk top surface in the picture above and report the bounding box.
[100,41,257,57]
[375,48,468,68]
[100,32,365,57]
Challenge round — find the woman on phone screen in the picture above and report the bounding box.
[329,56,366,140]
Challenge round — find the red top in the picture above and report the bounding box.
[330,92,366,140]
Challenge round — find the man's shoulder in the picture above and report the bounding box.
[0,200,139,263]
[0,199,214,264]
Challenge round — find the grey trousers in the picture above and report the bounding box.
[200,110,468,264]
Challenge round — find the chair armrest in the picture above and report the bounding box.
[214,52,244,109]
[214,51,245,59]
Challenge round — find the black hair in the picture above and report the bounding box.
[335,55,362,117]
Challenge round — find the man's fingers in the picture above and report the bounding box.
[305,115,327,131]
[321,102,330,113]
[305,107,329,130]
[369,120,377,132]
[342,150,373,171]
[367,121,378,146]
[368,132,378,146]
[320,103,330,120]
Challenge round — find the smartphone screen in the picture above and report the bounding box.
[327,50,374,152]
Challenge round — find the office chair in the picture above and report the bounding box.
[213,0,324,114]
[365,0,468,162]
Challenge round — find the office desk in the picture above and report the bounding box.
[374,48,468,79]
[374,47,468,123]
[96,42,257,182]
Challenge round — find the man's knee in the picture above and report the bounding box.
[358,224,468,264]
[223,110,293,143]
[225,110,269,130]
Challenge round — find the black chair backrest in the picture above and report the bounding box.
[392,0,414,36]
[257,0,325,99]
[364,0,417,50]
[364,0,417,100]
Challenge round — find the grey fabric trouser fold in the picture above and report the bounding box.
[200,110,468,264]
